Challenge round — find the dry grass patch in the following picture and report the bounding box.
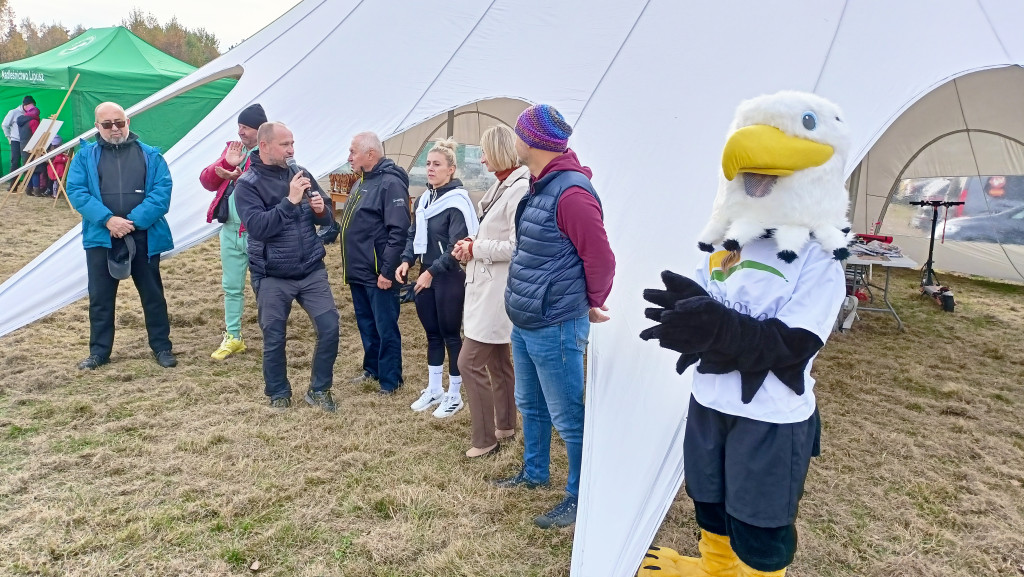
[2,197,1024,575]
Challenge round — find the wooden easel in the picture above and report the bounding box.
[1,74,79,209]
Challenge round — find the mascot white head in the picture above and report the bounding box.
[697,90,853,262]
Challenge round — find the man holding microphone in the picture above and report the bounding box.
[235,121,340,413]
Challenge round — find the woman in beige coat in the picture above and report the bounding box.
[453,125,530,458]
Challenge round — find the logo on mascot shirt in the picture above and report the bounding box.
[708,250,788,283]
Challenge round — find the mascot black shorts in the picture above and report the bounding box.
[683,394,820,527]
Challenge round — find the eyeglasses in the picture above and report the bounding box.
[97,119,126,129]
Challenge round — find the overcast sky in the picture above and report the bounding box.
[9,0,300,50]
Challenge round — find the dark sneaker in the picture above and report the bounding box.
[534,494,578,529]
[491,468,548,489]
[376,387,401,396]
[269,397,291,413]
[77,355,109,370]
[304,389,337,413]
[349,371,378,384]
[153,350,177,368]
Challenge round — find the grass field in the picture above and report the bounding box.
[1,195,1023,576]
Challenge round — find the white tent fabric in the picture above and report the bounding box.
[2,1,1024,575]
[850,65,1024,281]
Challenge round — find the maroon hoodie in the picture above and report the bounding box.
[22,105,40,139]
[532,149,616,308]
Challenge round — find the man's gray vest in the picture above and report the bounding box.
[505,170,601,330]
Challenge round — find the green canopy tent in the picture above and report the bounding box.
[0,26,236,171]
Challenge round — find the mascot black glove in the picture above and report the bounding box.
[642,270,709,314]
[646,296,825,403]
[640,270,710,373]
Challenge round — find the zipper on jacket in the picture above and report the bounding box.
[340,176,365,284]
[116,149,124,217]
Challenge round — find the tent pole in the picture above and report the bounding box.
[847,160,862,230]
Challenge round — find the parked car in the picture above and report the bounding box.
[941,203,1024,244]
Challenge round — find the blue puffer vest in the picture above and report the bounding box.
[505,170,601,330]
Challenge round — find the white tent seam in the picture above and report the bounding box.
[812,0,849,93]
[573,0,652,127]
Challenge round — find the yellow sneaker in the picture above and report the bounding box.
[211,333,246,360]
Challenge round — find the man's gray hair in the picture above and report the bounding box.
[353,131,384,156]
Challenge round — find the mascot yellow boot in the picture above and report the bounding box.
[638,530,740,577]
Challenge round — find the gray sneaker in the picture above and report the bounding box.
[269,397,291,413]
[490,468,548,489]
[534,494,578,529]
[304,389,337,413]
[349,371,378,384]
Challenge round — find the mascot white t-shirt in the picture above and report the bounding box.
[690,238,846,424]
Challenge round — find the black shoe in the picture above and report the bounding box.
[491,468,548,489]
[534,494,579,529]
[153,350,177,368]
[304,389,337,413]
[269,397,291,412]
[77,355,108,370]
[376,387,401,396]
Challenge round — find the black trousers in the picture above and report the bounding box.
[9,140,21,174]
[414,268,465,375]
[85,231,172,360]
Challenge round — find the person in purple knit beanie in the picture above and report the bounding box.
[513,104,573,152]
[491,103,616,530]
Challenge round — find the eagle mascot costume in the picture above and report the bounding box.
[637,91,852,577]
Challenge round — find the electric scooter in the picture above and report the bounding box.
[908,199,964,312]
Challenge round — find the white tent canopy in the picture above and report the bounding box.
[2,1,1023,575]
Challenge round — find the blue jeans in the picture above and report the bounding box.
[511,315,589,497]
[350,282,403,391]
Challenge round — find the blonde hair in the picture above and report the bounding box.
[429,137,458,168]
[479,125,519,172]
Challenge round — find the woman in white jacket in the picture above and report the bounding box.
[453,125,530,458]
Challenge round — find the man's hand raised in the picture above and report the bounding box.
[224,141,245,167]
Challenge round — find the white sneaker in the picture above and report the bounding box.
[411,389,444,412]
[432,393,464,419]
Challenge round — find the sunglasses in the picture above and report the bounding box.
[97,119,127,129]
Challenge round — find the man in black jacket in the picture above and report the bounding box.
[341,132,411,395]
[235,121,340,412]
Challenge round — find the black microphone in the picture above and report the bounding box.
[285,157,316,198]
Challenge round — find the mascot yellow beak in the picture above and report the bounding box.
[722,125,834,181]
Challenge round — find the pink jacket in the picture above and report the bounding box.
[47,152,69,180]
[200,141,253,231]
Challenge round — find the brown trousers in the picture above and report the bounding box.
[457,338,517,449]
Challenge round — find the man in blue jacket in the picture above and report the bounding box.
[235,121,340,413]
[66,102,176,370]
[341,131,410,395]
